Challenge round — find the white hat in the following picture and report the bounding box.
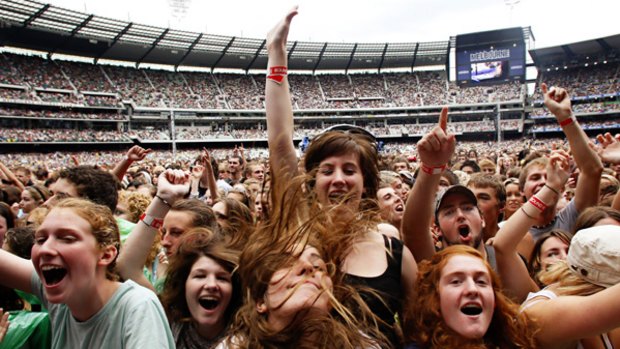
[567,225,620,288]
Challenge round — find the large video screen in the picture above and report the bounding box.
[455,29,525,86]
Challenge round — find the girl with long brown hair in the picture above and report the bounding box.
[264,8,417,346]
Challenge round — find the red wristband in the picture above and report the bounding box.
[140,213,164,229]
[529,196,547,212]
[421,163,446,175]
[269,66,288,75]
[559,116,575,127]
[267,74,285,84]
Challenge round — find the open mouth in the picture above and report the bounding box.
[198,297,220,310]
[458,225,470,238]
[41,265,67,286]
[461,304,483,316]
[395,204,404,212]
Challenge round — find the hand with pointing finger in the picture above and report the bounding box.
[416,107,456,168]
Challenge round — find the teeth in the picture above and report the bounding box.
[41,265,63,271]
[200,296,219,301]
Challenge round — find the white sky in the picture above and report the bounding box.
[43,0,619,50]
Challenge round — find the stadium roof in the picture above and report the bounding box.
[0,0,451,71]
[529,34,620,68]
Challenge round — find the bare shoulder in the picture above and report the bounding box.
[377,223,401,241]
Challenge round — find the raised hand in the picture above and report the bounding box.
[156,169,191,205]
[541,83,573,121]
[191,164,204,178]
[127,145,152,162]
[545,150,571,192]
[266,6,298,54]
[592,132,620,164]
[416,107,456,167]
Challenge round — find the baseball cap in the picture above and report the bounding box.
[567,225,620,288]
[434,184,478,219]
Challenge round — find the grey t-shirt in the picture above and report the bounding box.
[529,199,578,241]
[31,272,174,349]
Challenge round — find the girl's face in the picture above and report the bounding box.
[259,246,333,331]
[314,153,365,207]
[539,237,569,271]
[212,201,230,231]
[32,208,108,305]
[504,183,523,214]
[19,190,39,214]
[439,255,495,339]
[185,255,233,338]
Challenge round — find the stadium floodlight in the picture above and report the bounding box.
[504,0,521,25]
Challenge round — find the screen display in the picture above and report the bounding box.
[455,30,525,86]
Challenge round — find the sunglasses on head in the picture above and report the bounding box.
[317,124,378,149]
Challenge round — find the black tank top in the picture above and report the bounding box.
[344,235,404,348]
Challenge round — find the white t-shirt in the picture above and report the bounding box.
[31,272,175,349]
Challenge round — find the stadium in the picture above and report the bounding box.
[0,0,616,160]
[2,1,620,348]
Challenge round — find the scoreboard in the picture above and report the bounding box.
[455,28,525,86]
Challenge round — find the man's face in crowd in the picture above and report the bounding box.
[436,193,485,250]
[468,185,502,227]
[228,158,241,175]
[392,162,408,173]
[15,170,30,185]
[45,178,79,207]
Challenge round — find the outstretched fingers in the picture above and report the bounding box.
[266,6,299,51]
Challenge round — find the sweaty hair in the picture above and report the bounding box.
[467,173,506,206]
[57,166,120,212]
[170,199,218,232]
[230,175,387,349]
[403,245,536,348]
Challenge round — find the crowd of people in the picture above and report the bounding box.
[2,50,617,112]
[1,9,620,349]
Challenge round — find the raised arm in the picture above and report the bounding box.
[116,169,189,291]
[110,146,152,182]
[0,249,34,293]
[199,148,219,202]
[493,150,570,302]
[542,83,603,212]
[265,7,299,181]
[401,107,455,262]
[0,160,25,191]
[524,282,620,347]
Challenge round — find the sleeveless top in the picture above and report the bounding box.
[344,235,404,348]
[522,288,614,349]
